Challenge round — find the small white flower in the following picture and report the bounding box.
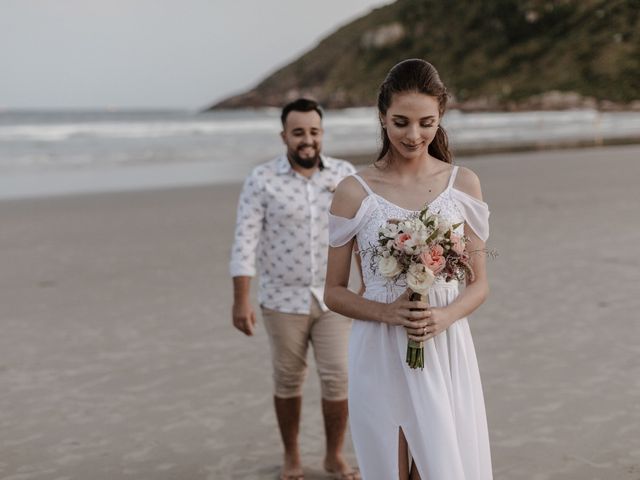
[403,239,420,255]
[381,224,399,238]
[420,211,438,229]
[430,228,445,244]
[412,228,430,245]
[437,217,452,233]
[379,256,402,278]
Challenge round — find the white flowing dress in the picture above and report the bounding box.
[328,167,493,480]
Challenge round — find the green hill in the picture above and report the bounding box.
[209,0,640,111]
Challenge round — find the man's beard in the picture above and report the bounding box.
[289,145,321,169]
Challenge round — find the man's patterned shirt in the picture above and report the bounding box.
[229,154,356,314]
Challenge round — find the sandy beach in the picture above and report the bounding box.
[1,145,640,480]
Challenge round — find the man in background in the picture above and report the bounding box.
[230,98,359,480]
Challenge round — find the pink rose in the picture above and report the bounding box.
[394,233,411,250]
[450,234,466,255]
[420,245,446,274]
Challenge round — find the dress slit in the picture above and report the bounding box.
[399,425,425,480]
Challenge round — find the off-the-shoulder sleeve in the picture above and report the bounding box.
[328,195,377,247]
[451,188,490,242]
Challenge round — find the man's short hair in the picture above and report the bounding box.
[281,98,323,126]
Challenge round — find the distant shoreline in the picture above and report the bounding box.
[3,142,640,202]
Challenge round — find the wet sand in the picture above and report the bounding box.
[1,145,639,479]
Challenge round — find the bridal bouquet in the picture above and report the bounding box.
[369,206,475,369]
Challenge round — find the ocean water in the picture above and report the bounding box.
[1,108,639,199]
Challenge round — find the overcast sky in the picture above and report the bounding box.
[0,0,392,110]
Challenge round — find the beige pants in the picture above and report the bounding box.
[261,297,351,401]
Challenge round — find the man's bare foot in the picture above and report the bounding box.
[324,455,360,480]
[280,452,304,480]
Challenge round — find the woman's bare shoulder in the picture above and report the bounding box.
[330,174,370,219]
[453,165,483,200]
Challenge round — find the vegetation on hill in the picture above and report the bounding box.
[210,0,640,110]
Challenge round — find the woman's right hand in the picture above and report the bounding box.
[382,290,431,334]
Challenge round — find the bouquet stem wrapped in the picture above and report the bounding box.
[406,291,427,369]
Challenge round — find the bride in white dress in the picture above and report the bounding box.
[324,59,493,480]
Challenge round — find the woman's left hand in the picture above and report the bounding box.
[406,307,455,342]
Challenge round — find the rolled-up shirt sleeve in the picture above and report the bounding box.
[229,172,265,277]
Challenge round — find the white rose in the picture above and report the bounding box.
[406,263,435,295]
[379,256,402,278]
